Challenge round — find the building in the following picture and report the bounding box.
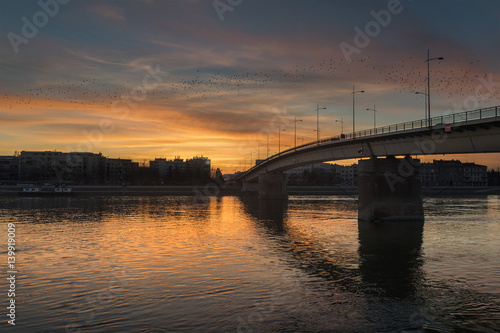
[435,160,464,186]
[488,169,500,186]
[420,163,437,186]
[0,151,138,185]
[148,155,211,184]
[339,164,358,186]
[463,163,488,187]
[18,151,84,184]
[0,155,19,184]
[187,156,211,172]
[421,160,487,187]
[149,156,210,177]
[79,152,106,185]
[150,157,187,179]
[104,158,138,185]
[285,163,357,186]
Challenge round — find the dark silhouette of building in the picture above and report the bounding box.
[421,160,487,187]
[149,155,211,185]
[488,169,500,186]
[0,155,19,185]
[285,163,357,186]
[0,151,137,185]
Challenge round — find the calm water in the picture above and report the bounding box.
[1,195,499,332]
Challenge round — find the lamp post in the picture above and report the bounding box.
[294,116,302,148]
[257,144,265,160]
[415,91,428,123]
[316,104,326,141]
[266,135,273,158]
[425,49,444,125]
[366,105,377,130]
[335,117,344,135]
[278,125,286,153]
[352,86,364,136]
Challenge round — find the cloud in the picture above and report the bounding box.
[0,0,499,171]
[87,3,126,22]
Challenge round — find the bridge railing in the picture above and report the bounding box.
[243,106,499,176]
[334,105,499,141]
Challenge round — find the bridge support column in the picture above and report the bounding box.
[241,181,258,193]
[258,172,287,199]
[358,157,424,222]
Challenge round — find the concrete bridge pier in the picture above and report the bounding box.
[258,172,287,199]
[358,156,424,222]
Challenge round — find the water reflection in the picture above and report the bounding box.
[238,196,287,224]
[239,196,425,299]
[1,195,497,332]
[358,220,425,297]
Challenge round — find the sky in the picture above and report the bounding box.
[1,0,499,173]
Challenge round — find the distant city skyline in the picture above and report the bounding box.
[1,1,499,172]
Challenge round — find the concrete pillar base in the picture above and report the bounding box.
[358,157,424,222]
[258,172,287,199]
[241,181,258,193]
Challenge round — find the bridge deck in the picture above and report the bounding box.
[238,106,500,182]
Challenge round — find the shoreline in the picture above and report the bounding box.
[1,185,499,197]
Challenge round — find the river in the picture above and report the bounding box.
[1,194,499,332]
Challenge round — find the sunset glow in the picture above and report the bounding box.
[1,0,499,172]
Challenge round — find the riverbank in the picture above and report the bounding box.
[0,185,499,197]
[290,186,500,196]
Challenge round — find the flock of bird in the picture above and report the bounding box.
[2,53,498,112]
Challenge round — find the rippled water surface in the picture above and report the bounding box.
[0,195,499,332]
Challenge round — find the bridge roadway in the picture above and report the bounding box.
[237,106,500,183]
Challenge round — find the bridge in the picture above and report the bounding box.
[236,106,500,221]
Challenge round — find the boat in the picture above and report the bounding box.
[19,185,73,196]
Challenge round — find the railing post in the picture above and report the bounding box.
[480,109,482,119]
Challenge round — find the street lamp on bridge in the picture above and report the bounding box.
[425,49,444,124]
[266,135,273,158]
[257,143,265,160]
[316,104,326,141]
[294,116,302,148]
[278,125,286,153]
[249,151,256,168]
[415,91,428,123]
[335,117,344,136]
[365,105,377,130]
[352,86,364,136]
